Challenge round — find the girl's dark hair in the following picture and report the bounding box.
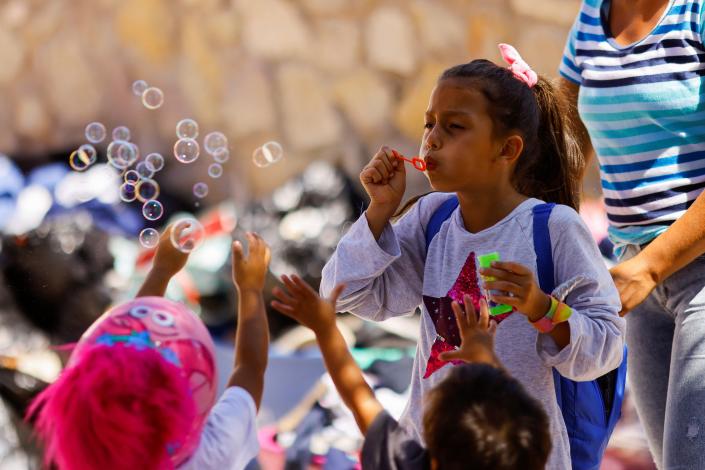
[395,58,583,218]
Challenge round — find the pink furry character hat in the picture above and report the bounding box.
[28,297,218,470]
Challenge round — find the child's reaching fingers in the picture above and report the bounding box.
[478,297,490,330]
[328,284,346,305]
[281,275,303,296]
[488,320,498,336]
[291,275,318,297]
[451,301,470,335]
[462,294,477,326]
[272,286,297,306]
[271,300,295,317]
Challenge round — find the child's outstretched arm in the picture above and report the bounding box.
[271,274,384,435]
[137,223,190,297]
[228,232,271,410]
[438,294,502,368]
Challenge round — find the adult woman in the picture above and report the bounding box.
[560,0,705,468]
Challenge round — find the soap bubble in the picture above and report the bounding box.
[173,138,200,164]
[142,199,163,221]
[262,141,283,163]
[142,87,164,110]
[204,131,228,155]
[252,147,269,168]
[68,144,97,171]
[193,182,209,199]
[145,153,165,172]
[119,182,137,202]
[136,178,160,202]
[176,119,199,139]
[85,122,107,144]
[139,228,159,249]
[213,148,230,163]
[208,163,223,178]
[132,80,149,97]
[170,217,205,253]
[112,126,131,141]
[135,161,154,179]
[107,140,137,169]
[124,170,140,184]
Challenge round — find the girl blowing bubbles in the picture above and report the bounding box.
[320,44,625,469]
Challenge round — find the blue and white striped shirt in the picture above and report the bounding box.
[560,0,705,253]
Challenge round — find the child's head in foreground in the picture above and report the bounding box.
[422,45,583,210]
[27,296,218,470]
[423,363,551,470]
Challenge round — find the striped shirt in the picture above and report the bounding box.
[560,0,705,253]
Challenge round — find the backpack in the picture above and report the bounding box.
[424,196,627,470]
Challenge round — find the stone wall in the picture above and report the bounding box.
[0,0,582,196]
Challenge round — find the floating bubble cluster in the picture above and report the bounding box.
[69,144,98,171]
[142,200,164,221]
[112,126,131,142]
[139,227,159,249]
[252,141,284,168]
[170,218,205,253]
[193,182,209,199]
[85,122,106,144]
[132,80,149,97]
[204,132,228,155]
[212,148,230,163]
[176,119,199,140]
[119,182,137,202]
[124,170,140,184]
[142,87,164,110]
[136,178,160,202]
[208,163,223,178]
[145,153,164,172]
[173,138,200,164]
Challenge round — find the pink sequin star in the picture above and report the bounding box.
[422,251,513,378]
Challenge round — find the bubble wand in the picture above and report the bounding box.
[391,150,426,172]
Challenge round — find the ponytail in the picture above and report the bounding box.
[513,77,583,210]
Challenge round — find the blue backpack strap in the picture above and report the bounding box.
[532,203,627,470]
[425,196,459,251]
[532,203,556,292]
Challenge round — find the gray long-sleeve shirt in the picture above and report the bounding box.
[321,193,626,470]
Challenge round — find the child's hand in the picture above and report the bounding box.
[232,232,271,292]
[360,146,406,213]
[480,261,551,322]
[438,294,499,365]
[152,223,191,277]
[271,274,345,335]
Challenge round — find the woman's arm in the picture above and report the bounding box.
[611,192,705,314]
[558,77,594,178]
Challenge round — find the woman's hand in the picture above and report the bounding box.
[480,261,551,322]
[610,256,658,316]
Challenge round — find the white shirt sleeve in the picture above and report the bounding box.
[177,387,259,470]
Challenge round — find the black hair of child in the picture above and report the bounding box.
[423,363,551,470]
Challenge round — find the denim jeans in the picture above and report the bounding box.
[622,245,705,469]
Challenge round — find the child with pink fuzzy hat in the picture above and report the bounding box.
[28,224,272,470]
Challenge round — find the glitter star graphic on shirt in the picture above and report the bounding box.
[421,251,513,378]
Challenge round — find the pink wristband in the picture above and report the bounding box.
[530,315,555,333]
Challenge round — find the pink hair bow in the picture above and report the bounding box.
[498,43,538,88]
